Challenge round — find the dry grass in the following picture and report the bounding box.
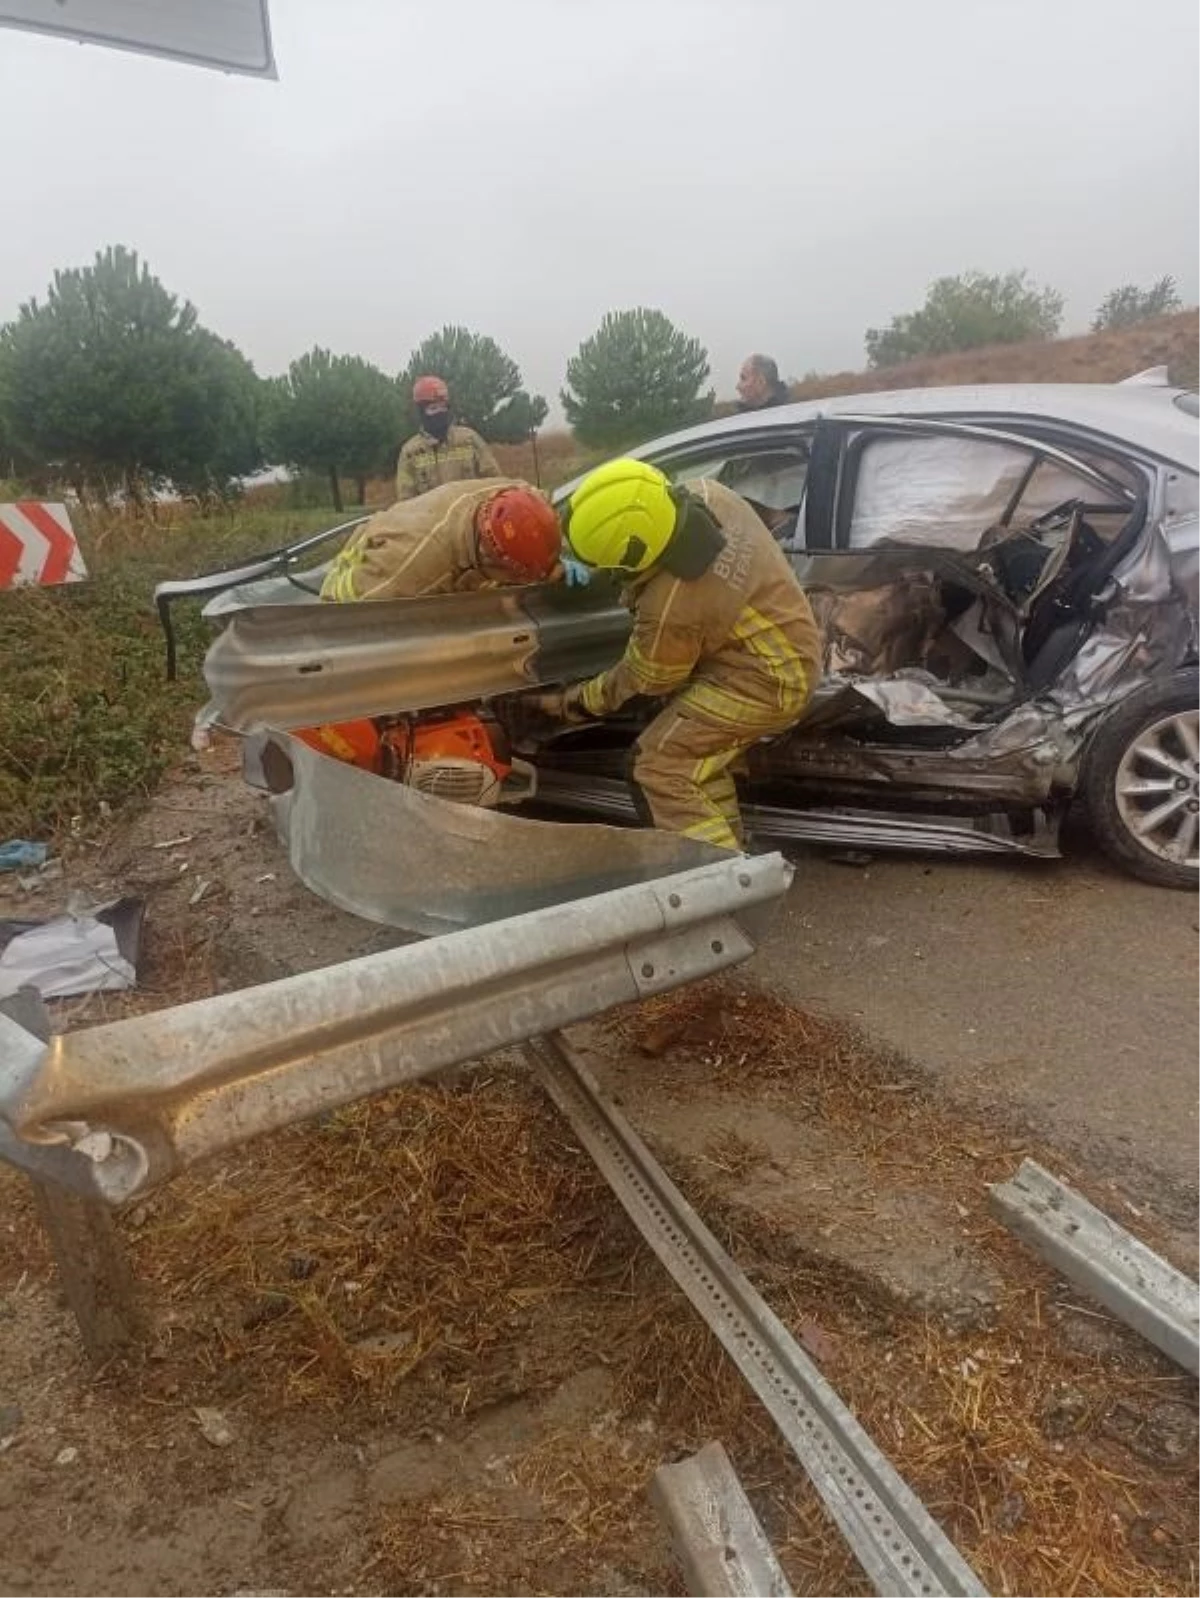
[616,978,932,1129]
[122,1068,635,1420]
[6,976,1195,1595]
[490,432,603,492]
[602,980,1199,1596]
[786,309,1199,402]
[370,1428,675,1596]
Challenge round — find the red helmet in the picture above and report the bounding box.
[477,488,562,582]
[413,375,449,406]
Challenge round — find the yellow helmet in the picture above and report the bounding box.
[562,459,677,572]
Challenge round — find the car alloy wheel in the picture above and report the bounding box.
[1113,707,1200,871]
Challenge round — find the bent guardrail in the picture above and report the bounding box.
[0,853,791,1207]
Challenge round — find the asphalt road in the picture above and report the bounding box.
[750,838,1199,1201]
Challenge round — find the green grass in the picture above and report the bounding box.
[0,506,341,842]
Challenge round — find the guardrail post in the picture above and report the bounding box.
[4,988,144,1361]
[651,1440,794,1596]
[29,1178,145,1361]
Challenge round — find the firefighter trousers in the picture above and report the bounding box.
[629,704,790,852]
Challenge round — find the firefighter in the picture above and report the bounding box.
[530,460,822,852]
[395,376,502,501]
[321,478,561,601]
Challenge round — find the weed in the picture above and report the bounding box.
[0,504,337,840]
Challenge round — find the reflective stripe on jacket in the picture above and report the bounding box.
[394,424,501,501]
[577,479,822,732]
[320,478,525,602]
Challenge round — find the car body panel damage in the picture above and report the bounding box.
[158,380,1199,898]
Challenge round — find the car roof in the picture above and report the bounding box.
[631,381,1199,472]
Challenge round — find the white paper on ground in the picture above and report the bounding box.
[0,915,137,999]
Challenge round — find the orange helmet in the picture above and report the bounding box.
[413,375,449,405]
[476,488,561,582]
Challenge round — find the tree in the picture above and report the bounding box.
[0,372,41,489]
[1092,276,1182,332]
[166,332,264,501]
[0,245,262,499]
[399,326,547,442]
[561,308,713,450]
[264,348,402,511]
[865,270,1065,368]
[488,389,550,444]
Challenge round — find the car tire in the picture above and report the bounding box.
[1081,668,1199,889]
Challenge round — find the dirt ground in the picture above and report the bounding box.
[0,744,1196,1597]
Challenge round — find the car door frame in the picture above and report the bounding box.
[643,421,816,537]
[803,413,1140,551]
[798,411,1149,695]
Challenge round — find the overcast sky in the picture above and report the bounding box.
[1,0,1196,418]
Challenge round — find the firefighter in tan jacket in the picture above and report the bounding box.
[321,478,561,601]
[531,460,822,851]
[394,375,502,501]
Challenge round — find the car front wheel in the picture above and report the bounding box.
[1082,669,1199,889]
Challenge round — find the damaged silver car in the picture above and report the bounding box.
[159,371,1199,920]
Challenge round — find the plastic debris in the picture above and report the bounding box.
[0,840,48,872]
[14,859,63,893]
[0,898,143,1000]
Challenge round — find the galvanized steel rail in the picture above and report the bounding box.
[651,1440,795,1597]
[0,854,790,1205]
[991,1159,1200,1376]
[527,1033,987,1598]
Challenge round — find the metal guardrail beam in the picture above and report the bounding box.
[990,1159,1200,1376]
[528,1034,988,1597]
[0,854,790,1207]
[0,986,146,1358]
[651,1441,795,1597]
[259,729,725,936]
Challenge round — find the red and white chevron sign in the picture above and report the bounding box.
[0,502,87,589]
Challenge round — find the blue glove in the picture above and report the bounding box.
[562,556,592,588]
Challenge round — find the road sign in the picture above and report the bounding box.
[0,502,87,588]
[0,0,275,78]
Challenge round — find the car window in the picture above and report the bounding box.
[846,434,1107,552]
[668,447,806,504]
[1015,458,1129,543]
[656,445,809,544]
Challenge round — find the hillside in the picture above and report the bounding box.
[492,312,1197,487]
[786,309,1198,401]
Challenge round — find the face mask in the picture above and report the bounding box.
[420,406,452,442]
